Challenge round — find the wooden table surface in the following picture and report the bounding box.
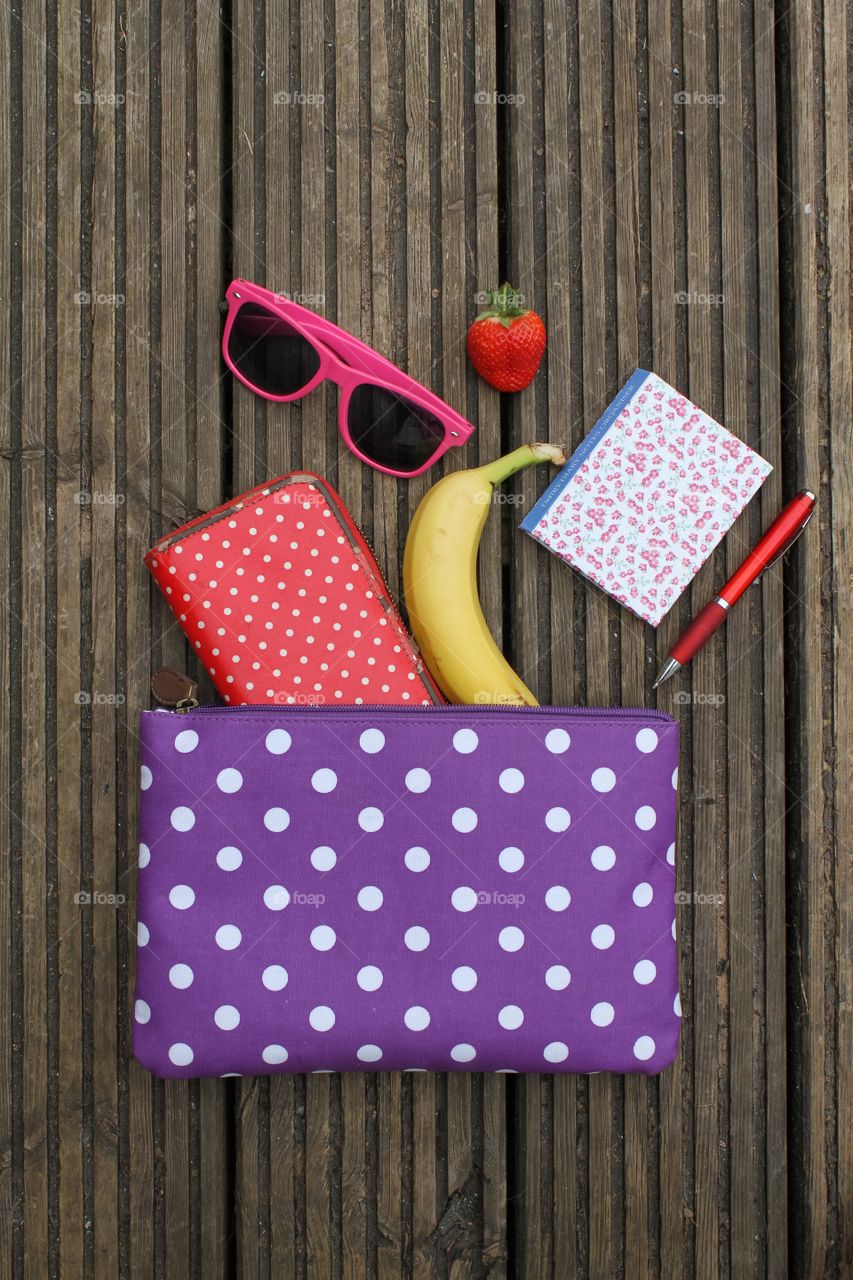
[1,0,850,1276]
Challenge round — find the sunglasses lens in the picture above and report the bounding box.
[227,302,321,396]
[346,384,446,473]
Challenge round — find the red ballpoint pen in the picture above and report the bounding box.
[653,489,816,687]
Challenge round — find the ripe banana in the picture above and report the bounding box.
[403,442,566,705]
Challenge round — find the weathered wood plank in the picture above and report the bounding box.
[19,1,50,1274]
[123,0,158,1274]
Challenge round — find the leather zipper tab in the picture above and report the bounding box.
[151,666,199,711]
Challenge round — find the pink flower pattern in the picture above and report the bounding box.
[529,374,772,626]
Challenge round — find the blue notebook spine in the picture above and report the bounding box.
[519,368,650,534]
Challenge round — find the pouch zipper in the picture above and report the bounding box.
[172,699,673,721]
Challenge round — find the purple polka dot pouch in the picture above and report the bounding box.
[134,705,681,1077]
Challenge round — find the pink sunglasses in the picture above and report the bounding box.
[222,280,475,478]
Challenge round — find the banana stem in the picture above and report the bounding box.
[478,442,566,487]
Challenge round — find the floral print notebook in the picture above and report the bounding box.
[520,370,772,626]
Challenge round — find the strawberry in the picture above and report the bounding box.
[466,284,546,392]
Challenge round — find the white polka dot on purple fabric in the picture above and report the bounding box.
[262,965,288,991]
[451,966,477,991]
[545,965,571,990]
[590,845,616,871]
[590,767,615,793]
[499,768,525,794]
[452,807,478,833]
[543,1041,568,1063]
[544,728,570,753]
[169,1043,193,1066]
[633,1035,655,1061]
[404,1006,430,1031]
[632,882,653,907]
[635,805,656,830]
[590,1001,614,1026]
[265,729,291,754]
[635,728,658,753]
[633,959,656,985]
[545,807,570,833]
[169,884,195,910]
[357,965,383,991]
[591,924,615,950]
[215,924,241,950]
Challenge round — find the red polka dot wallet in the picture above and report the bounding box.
[144,473,443,707]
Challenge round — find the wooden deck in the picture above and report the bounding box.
[1,0,850,1275]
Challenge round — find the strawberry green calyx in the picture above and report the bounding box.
[475,283,529,328]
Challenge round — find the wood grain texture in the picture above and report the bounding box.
[1,1,850,1277]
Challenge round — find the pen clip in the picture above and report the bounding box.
[757,500,815,577]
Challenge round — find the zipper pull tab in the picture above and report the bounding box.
[151,667,199,712]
